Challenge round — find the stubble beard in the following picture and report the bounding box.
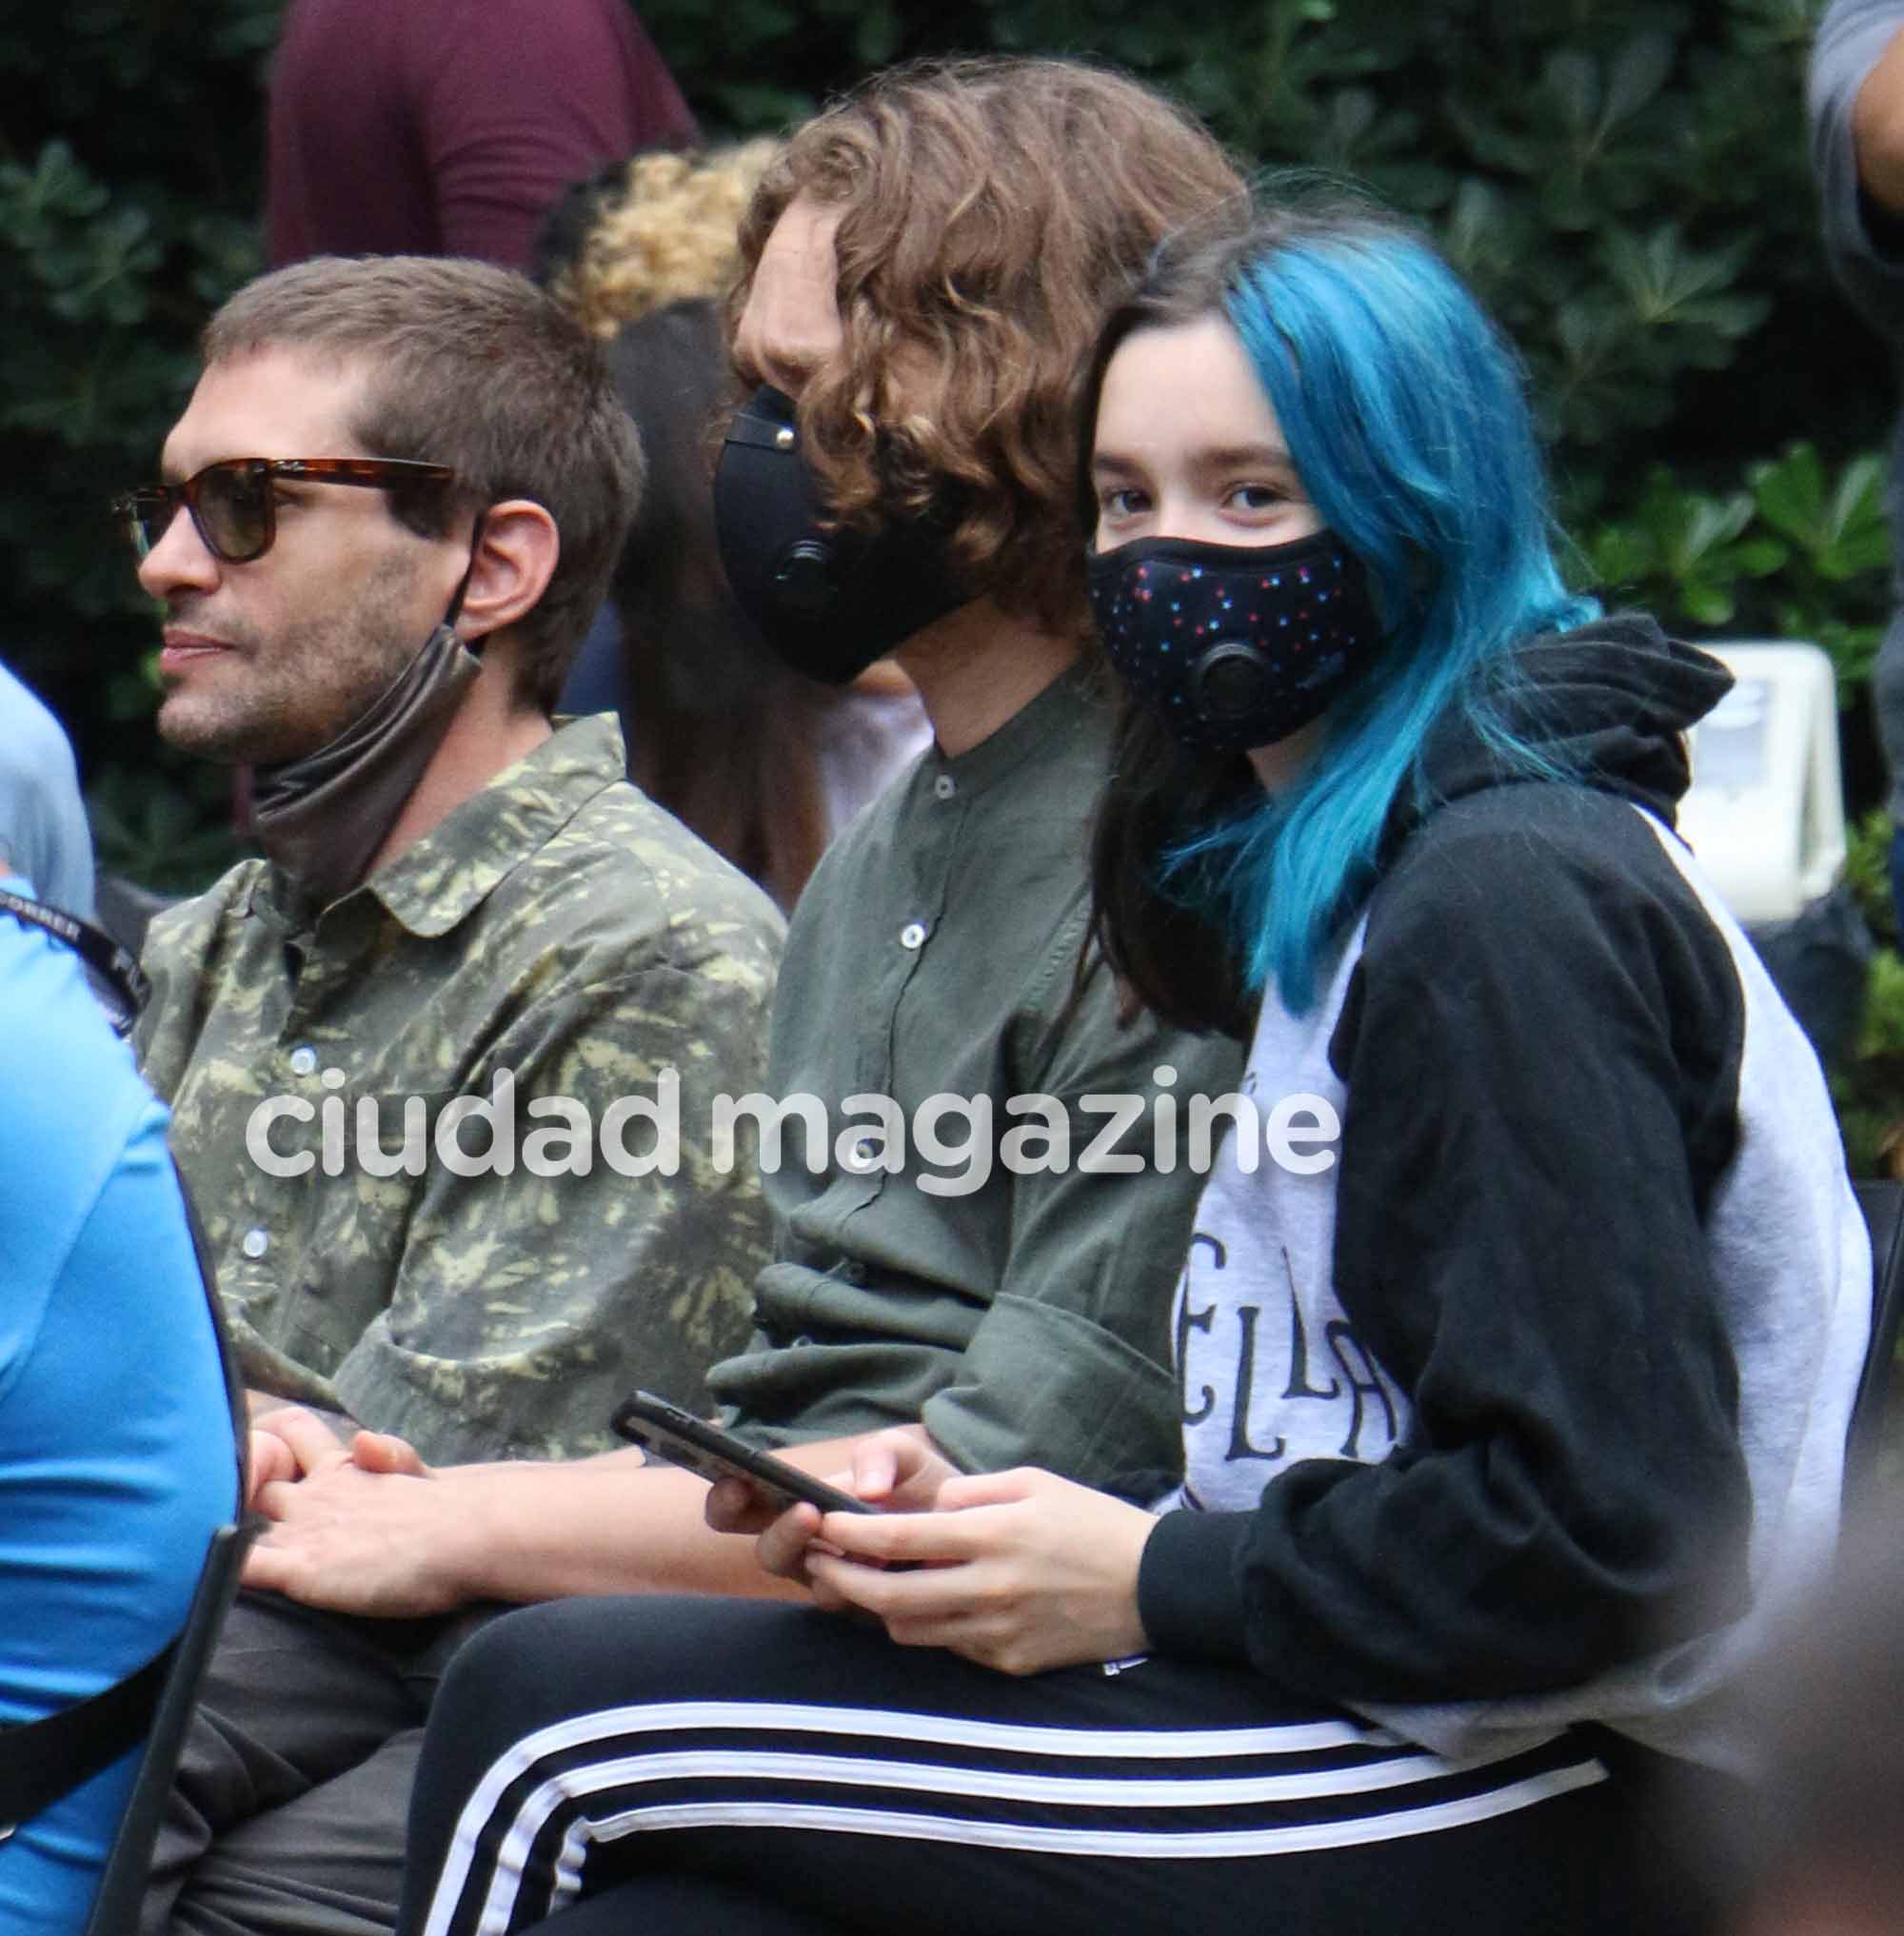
[156,553,426,767]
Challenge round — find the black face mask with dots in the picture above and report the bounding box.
[1088,530,1384,755]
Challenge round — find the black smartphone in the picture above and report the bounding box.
[609,1391,879,1516]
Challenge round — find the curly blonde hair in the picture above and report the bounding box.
[557,140,781,340]
[730,58,1243,635]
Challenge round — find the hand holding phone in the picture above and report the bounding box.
[609,1391,879,1517]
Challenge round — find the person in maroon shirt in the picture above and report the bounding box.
[267,0,698,271]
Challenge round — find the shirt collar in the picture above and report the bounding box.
[929,657,1111,795]
[249,713,627,939]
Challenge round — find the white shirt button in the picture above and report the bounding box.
[288,1045,318,1076]
[900,921,927,950]
[933,775,957,800]
[241,1228,269,1259]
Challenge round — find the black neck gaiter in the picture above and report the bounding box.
[249,622,483,914]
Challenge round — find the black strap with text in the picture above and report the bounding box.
[0,888,150,1033]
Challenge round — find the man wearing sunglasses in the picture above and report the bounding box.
[119,254,783,1936]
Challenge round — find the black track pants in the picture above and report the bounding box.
[398,1595,1733,1936]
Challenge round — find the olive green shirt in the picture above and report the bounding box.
[710,663,1245,1492]
[136,714,783,1465]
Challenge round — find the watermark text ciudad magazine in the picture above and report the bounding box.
[244,1066,1340,1195]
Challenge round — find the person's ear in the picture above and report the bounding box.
[453,500,561,643]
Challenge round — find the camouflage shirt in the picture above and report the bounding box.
[136,714,783,1464]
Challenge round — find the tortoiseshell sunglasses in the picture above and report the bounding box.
[112,457,456,564]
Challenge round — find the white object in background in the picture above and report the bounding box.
[1677,642,1848,926]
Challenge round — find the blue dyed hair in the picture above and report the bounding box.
[1084,188,1598,1017]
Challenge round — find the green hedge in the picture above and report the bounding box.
[2,0,288,881]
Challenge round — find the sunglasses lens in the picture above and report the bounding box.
[195,464,271,562]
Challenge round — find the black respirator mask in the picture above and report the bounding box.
[1087,529,1385,754]
[712,385,970,684]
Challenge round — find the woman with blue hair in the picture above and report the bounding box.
[393,190,1869,1936]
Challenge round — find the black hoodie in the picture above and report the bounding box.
[1134,617,1869,1763]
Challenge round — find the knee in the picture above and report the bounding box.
[432,1597,688,1763]
[430,1595,831,1774]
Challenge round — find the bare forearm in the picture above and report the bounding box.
[383,1435,894,1607]
[429,1452,796,1603]
[248,1424,911,1615]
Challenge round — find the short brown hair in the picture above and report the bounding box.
[203,256,643,712]
[731,57,1243,636]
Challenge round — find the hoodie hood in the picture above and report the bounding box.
[1392,614,1733,847]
